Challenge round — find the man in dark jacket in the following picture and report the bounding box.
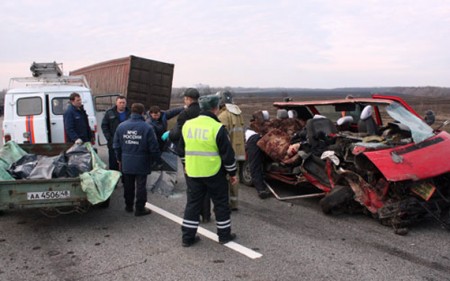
[177,94,238,247]
[63,92,92,144]
[113,103,161,216]
[168,88,201,147]
[245,110,272,199]
[101,96,130,171]
[146,105,183,151]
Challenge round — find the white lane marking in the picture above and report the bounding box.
[145,202,263,259]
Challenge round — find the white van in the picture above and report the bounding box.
[2,62,98,145]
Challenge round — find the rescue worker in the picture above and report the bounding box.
[178,95,238,247]
[245,110,272,199]
[63,92,92,144]
[101,95,130,171]
[217,90,245,211]
[146,105,183,151]
[168,88,201,150]
[113,103,161,216]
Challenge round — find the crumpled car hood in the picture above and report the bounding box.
[362,131,450,181]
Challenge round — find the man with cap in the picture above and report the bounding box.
[168,88,201,148]
[177,94,238,247]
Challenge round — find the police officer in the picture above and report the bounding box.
[101,95,130,171]
[113,103,161,216]
[178,95,238,247]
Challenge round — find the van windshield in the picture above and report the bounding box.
[386,102,434,143]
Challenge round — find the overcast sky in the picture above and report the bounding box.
[1,0,449,90]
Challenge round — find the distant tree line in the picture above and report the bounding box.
[171,86,450,98]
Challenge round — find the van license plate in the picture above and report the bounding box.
[27,191,71,200]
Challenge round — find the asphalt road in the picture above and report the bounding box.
[1,139,450,280]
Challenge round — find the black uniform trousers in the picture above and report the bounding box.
[122,174,148,210]
[246,134,266,193]
[182,170,231,242]
[108,146,119,171]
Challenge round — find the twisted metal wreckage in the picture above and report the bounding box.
[242,94,450,234]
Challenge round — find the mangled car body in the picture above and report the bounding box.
[244,94,450,233]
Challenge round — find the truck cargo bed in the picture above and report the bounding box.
[0,143,89,211]
[0,177,85,210]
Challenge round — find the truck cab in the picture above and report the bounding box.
[2,62,98,145]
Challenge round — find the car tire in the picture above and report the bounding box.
[240,160,254,187]
[319,185,354,214]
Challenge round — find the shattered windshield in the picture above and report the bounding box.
[386,102,434,143]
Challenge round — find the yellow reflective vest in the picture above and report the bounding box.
[182,115,223,177]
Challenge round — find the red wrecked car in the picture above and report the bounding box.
[242,94,450,234]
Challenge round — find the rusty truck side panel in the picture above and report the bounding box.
[70,55,174,110]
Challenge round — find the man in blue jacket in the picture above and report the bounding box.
[63,92,92,144]
[113,103,161,216]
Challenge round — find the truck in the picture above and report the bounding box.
[70,55,175,111]
[0,62,119,213]
[0,57,174,213]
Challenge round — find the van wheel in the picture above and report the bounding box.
[240,160,253,187]
[320,185,354,214]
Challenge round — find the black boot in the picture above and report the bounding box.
[258,190,271,199]
[219,233,236,244]
[182,236,201,247]
[135,207,152,217]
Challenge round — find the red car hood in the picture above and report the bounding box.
[362,131,450,181]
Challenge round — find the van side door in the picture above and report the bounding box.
[48,94,70,143]
[10,93,49,143]
[94,94,120,146]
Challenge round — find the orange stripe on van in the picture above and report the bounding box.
[25,116,35,144]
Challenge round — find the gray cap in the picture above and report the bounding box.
[199,94,220,111]
[183,88,200,99]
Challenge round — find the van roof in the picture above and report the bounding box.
[8,75,89,90]
[7,85,90,94]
